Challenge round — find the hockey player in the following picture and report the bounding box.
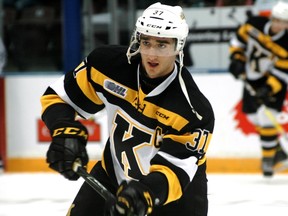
[40,2,214,216]
[228,1,288,177]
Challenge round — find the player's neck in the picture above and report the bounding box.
[139,65,172,94]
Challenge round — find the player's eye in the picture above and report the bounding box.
[158,43,166,49]
[141,41,150,47]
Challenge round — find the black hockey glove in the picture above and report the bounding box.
[255,75,282,104]
[46,120,89,180]
[107,181,155,216]
[255,85,275,105]
[255,84,272,98]
[228,59,245,79]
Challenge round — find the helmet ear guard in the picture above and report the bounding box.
[126,2,189,67]
[126,32,141,64]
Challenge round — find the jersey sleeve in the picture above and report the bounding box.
[270,39,288,83]
[229,16,288,83]
[40,56,106,127]
[229,24,247,62]
[228,16,266,61]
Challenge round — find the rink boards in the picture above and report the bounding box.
[1,73,288,173]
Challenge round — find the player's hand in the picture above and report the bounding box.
[228,59,245,79]
[255,74,283,104]
[255,84,272,104]
[107,181,155,216]
[255,84,272,98]
[46,120,89,180]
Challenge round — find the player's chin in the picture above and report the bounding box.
[145,69,160,79]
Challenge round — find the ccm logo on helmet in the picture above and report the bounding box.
[147,24,162,29]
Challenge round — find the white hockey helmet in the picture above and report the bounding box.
[271,1,288,21]
[127,2,189,66]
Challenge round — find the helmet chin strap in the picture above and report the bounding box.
[177,49,202,121]
[178,50,184,73]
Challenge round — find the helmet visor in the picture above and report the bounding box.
[139,35,178,57]
[271,18,288,29]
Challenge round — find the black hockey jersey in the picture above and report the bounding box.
[230,16,288,82]
[41,45,214,205]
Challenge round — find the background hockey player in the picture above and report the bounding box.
[228,0,288,177]
[40,2,214,216]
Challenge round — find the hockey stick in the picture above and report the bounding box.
[72,159,116,201]
[73,161,142,216]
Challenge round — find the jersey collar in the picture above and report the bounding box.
[137,63,178,97]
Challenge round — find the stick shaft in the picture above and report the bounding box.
[73,161,116,201]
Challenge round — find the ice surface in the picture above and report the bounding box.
[0,173,287,216]
[0,173,83,216]
[208,174,288,216]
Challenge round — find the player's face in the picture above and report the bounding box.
[139,35,177,79]
[271,18,288,33]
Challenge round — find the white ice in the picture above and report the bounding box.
[0,172,287,216]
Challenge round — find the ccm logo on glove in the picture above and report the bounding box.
[52,127,88,139]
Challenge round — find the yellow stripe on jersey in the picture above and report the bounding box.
[229,47,246,61]
[139,99,189,131]
[275,59,288,70]
[150,164,182,204]
[229,47,244,55]
[240,24,288,58]
[262,148,277,157]
[74,61,85,71]
[234,53,246,62]
[101,155,107,173]
[266,75,282,94]
[198,155,206,165]
[261,36,288,58]
[238,24,251,42]
[256,126,278,136]
[90,67,189,131]
[75,68,104,105]
[40,94,66,115]
[90,67,138,103]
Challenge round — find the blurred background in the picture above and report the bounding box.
[0,0,261,73]
[0,3,287,215]
[1,0,288,175]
